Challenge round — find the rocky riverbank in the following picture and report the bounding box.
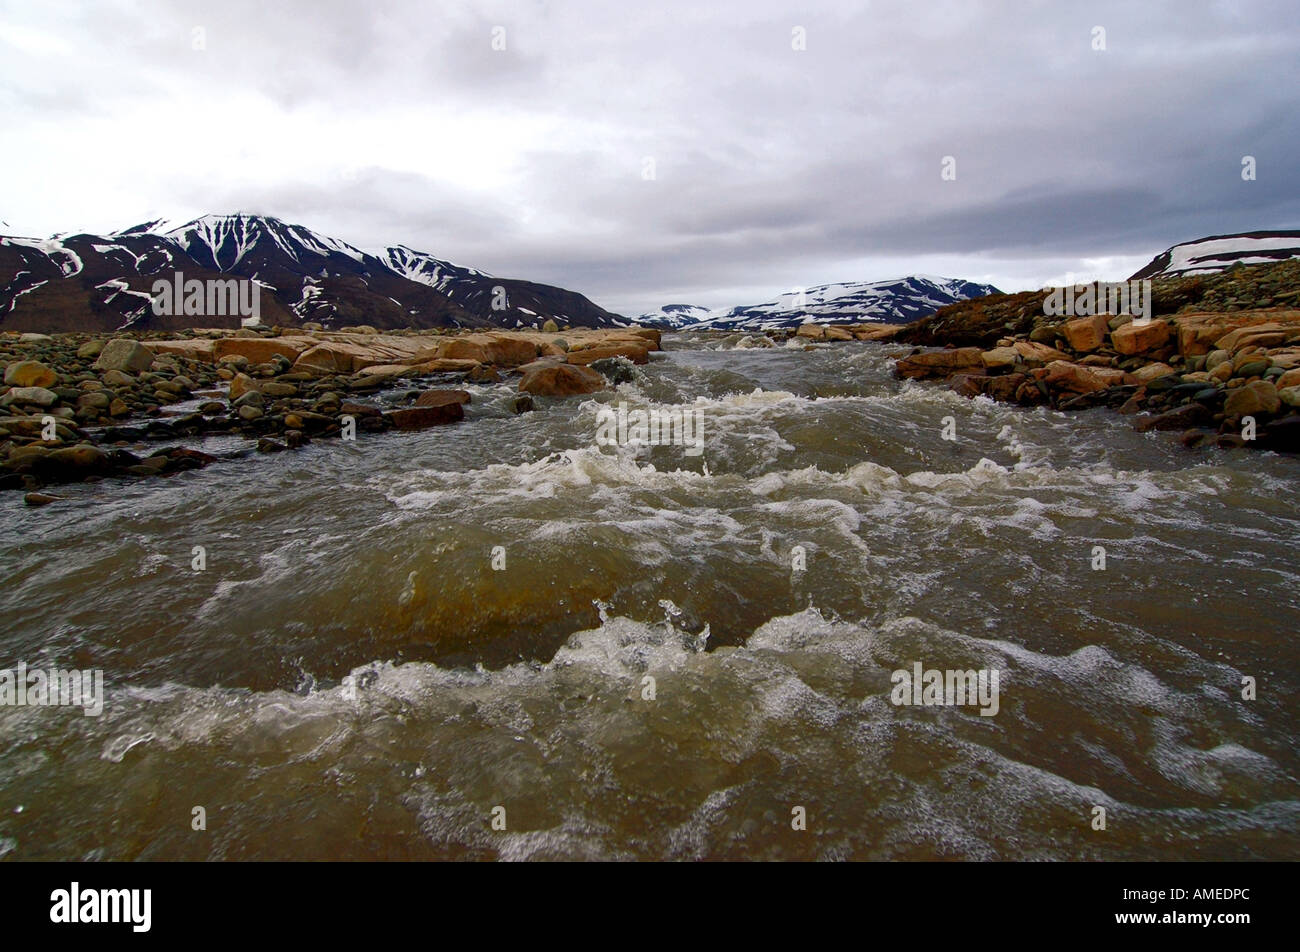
[1,325,660,502]
[869,259,1300,454]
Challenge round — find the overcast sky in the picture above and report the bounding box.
[2,0,1299,317]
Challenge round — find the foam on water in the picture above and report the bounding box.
[2,336,1298,860]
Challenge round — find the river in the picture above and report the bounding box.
[1,333,1297,860]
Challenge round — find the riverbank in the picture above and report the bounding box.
[0,325,660,501]
[876,259,1300,454]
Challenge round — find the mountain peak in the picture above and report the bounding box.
[1,214,626,333]
[640,275,1001,331]
[1130,230,1300,280]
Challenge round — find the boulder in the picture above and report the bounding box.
[94,338,155,373]
[229,373,259,400]
[1173,310,1300,355]
[1038,361,1106,394]
[1214,322,1298,355]
[386,404,464,429]
[796,324,826,340]
[406,358,483,375]
[1012,340,1071,364]
[626,327,662,348]
[149,339,217,362]
[434,333,538,367]
[985,373,1027,402]
[0,386,59,408]
[1224,380,1281,418]
[213,336,315,365]
[337,402,382,418]
[565,342,651,366]
[1111,320,1171,355]
[518,363,608,397]
[948,373,991,398]
[293,341,383,375]
[1130,362,1176,383]
[894,348,984,379]
[980,347,1019,370]
[1276,368,1300,389]
[1062,313,1110,352]
[852,324,906,341]
[3,360,58,388]
[1134,403,1211,432]
[292,337,425,374]
[350,364,414,380]
[414,389,471,409]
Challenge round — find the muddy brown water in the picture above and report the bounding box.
[1,334,1297,859]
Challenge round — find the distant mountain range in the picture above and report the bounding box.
[639,276,1002,331]
[1130,230,1300,280]
[0,214,629,333]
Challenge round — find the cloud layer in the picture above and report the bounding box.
[3,0,1298,315]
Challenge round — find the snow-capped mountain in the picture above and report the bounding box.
[0,213,627,333]
[1130,230,1300,280]
[636,304,713,329]
[640,276,1001,331]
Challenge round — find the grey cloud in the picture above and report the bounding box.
[2,0,1299,317]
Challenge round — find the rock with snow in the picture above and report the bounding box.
[640,277,1000,332]
[1130,231,1300,280]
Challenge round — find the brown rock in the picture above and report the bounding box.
[852,324,906,341]
[148,339,217,362]
[94,338,155,373]
[948,373,990,398]
[434,333,538,367]
[1214,323,1295,355]
[1012,340,1071,365]
[894,347,984,379]
[1130,362,1176,383]
[1224,380,1281,418]
[1039,361,1106,394]
[3,360,58,388]
[228,373,259,400]
[212,336,317,365]
[566,343,651,366]
[337,402,381,418]
[415,389,471,408]
[1062,314,1110,352]
[386,404,464,429]
[626,327,662,348]
[1111,319,1171,355]
[518,363,607,397]
[980,347,1019,370]
[1134,403,1211,432]
[986,373,1027,402]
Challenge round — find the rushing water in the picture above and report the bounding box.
[1,334,1297,860]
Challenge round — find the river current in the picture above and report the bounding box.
[1,334,1297,860]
